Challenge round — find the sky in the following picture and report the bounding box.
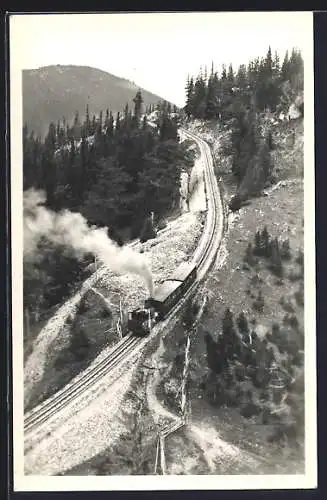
[10,12,312,107]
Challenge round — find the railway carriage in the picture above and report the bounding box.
[145,262,197,319]
[128,261,197,335]
[145,279,183,320]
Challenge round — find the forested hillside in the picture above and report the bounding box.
[23,65,170,138]
[165,46,305,470]
[184,47,303,201]
[23,93,193,350]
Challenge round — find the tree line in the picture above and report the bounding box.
[24,93,191,237]
[184,47,304,198]
[23,92,193,341]
[184,47,303,120]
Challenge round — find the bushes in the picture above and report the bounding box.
[253,289,265,312]
[234,363,247,381]
[283,313,299,331]
[294,283,304,307]
[70,322,91,361]
[243,242,256,266]
[288,267,301,282]
[76,296,89,315]
[280,239,292,260]
[295,248,304,266]
[268,238,284,277]
[279,295,295,313]
[229,193,242,212]
[268,321,288,353]
[248,226,285,276]
[100,307,112,318]
[245,227,304,283]
[205,333,226,374]
[139,215,157,243]
[253,226,271,257]
[237,311,250,340]
[182,296,200,329]
[203,301,302,427]
[241,392,261,418]
[295,248,304,278]
[251,273,263,286]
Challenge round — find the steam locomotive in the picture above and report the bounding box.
[127,261,197,336]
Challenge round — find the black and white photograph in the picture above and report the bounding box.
[10,11,316,490]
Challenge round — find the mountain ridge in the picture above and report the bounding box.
[23,64,173,137]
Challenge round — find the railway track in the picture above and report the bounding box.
[23,128,224,439]
[24,335,139,434]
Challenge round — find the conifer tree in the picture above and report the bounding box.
[133,89,144,124]
[237,311,250,338]
[281,50,290,82]
[184,76,194,118]
[142,115,148,130]
[261,226,270,256]
[105,109,109,128]
[236,64,247,89]
[222,308,240,358]
[244,242,255,266]
[85,104,91,136]
[221,65,227,81]
[73,110,81,140]
[273,51,280,77]
[115,112,121,133]
[255,289,265,313]
[264,46,273,78]
[227,63,235,83]
[205,71,218,120]
[193,74,207,119]
[91,114,96,135]
[254,230,261,255]
[269,237,283,277]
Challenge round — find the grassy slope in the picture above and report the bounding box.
[157,116,305,474]
[33,117,305,476]
[189,180,304,473]
[68,116,305,476]
[25,290,117,411]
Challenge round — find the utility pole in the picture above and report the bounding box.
[159,433,166,475]
[94,255,98,282]
[116,318,122,339]
[117,295,123,339]
[148,308,152,333]
[119,295,122,323]
[154,434,160,474]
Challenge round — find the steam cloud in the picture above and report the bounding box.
[24,188,154,295]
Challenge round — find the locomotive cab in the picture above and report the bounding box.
[127,308,151,336]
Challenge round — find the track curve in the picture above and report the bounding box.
[24,128,224,438]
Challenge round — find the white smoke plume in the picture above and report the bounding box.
[23,188,154,295]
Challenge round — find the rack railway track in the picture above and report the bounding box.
[23,128,224,439]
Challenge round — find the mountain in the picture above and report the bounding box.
[23,65,172,137]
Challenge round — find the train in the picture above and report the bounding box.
[127,261,197,336]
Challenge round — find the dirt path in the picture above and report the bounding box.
[146,337,181,428]
[144,323,267,475]
[186,422,265,474]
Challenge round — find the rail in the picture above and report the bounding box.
[24,129,224,440]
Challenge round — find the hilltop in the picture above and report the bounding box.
[23,65,171,137]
